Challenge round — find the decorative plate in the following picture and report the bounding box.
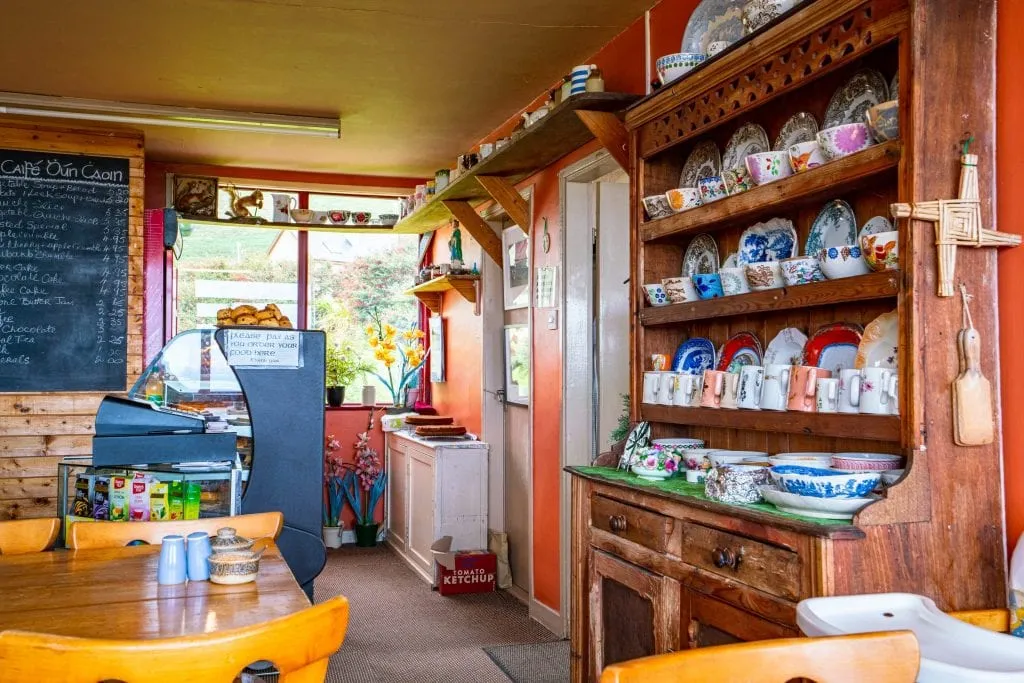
[760,486,877,520]
[716,332,763,372]
[722,252,738,269]
[763,327,807,366]
[806,199,858,256]
[620,421,651,469]
[774,112,819,150]
[824,69,890,128]
[890,72,899,100]
[722,123,771,172]
[680,140,722,187]
[682,233,721,276]
[858,215,893,241]
[801,322,864,374]
[681,0,746,54]
[737,218,798,265]
[672,337,717,375]
[855,310,898,369]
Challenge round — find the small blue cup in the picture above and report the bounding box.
[186,531,212,581]
[157,535,187,585]
[692,273,724,300]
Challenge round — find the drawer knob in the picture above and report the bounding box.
[608,515,627,532]
[712,547,741,571]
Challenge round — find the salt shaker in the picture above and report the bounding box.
[186,531,212,581]
[157,535,187,585]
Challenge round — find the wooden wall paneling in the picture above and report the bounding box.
[0,120,144,520]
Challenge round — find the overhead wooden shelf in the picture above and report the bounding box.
[178,215,396,234]
[393,91,639,237]
[641,141,902,243]
[404,274,480,314]
[640,271,901,326]
[640,404,901,442]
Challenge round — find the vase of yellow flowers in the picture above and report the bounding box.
[365,310,429,411]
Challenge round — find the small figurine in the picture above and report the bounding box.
[449,221,463,268]
[223,186,264,220]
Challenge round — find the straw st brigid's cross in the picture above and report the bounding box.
[890,141,1021,297]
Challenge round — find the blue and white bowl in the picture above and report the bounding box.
[769,465,881,499]
[818,245,870,280]
[656,52,707,85]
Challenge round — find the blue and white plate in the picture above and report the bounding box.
[672,338,716,375]
[737,218,797,265]
[682,233,720,276]
[806,199,857,256]
[681,0,745,54]
[759,486,878,519]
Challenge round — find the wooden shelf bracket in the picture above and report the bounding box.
[441,200,504,266]
[576,110,630,172]
[476,175,532,233]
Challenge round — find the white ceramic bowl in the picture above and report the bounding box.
[769,453,835,469]
[652,438,706,449]
[818,245,871,279]
[817,123,874,161]
[831,452,903,472]
[656,52,707,84]
[709,450,769,467]
[745,150,794,185]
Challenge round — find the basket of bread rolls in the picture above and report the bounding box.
[216,303,294,329]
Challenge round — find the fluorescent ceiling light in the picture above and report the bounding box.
[0,92,340,138]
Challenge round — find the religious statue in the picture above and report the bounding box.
[449,220,463,268]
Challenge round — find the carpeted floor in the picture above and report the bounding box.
[314,544,561,683]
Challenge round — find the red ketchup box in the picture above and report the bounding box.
[436,550,497,596]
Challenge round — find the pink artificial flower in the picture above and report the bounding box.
[665,459,677,473]
[645,456,658,468]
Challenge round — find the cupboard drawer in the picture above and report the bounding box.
[679,521,802,601]
[591,495,673,554]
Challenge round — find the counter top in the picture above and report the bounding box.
[567,466,865,540]
[388,429,489,450]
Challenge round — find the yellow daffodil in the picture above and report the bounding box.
[374,348,388,361]
[365,325,375,336]
[402,330,415,341]
[384,324,397,337]
[368,337,379,348]
[382,339,397,351]
[413,329,426,339]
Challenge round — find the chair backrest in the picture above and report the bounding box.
[68,511,284,549]
[949,608,1011,633]
[0,518,60,555]
[599,631,920,683]
[0,594,349,682]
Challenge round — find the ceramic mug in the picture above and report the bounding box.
[890,376,900,415]
[701,370,727,409]
[271,193,296,222]
[816,378,840,413]
[760,364,791,411]
[642,371,662,404]
[643,194,674,220]
[745,150,794,185]
[720,372,741,410]
[737,365,765,410]
[643,283,670,306]
[723,166,754,195]
[817,122,874,161]
[788,140,827,173]
[787,366,832,412]
[662,276,700,304]
[719,267,750,296]
[658,373,678,406]
[780,256,826,286]
[665,187,703,212]
[692,273,724,300]
[570,64,593,95]
[745,261,785,291]
[861,231,899,272]
[837,368,862,414]
[651,354,669,371]
[697,175,729,204]
[679,373,705,407]
[854,367,897,415]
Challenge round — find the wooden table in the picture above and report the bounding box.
[0,542,310,639]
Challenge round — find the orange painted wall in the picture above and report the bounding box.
[997,1,1024,556]
[324,408,386,529]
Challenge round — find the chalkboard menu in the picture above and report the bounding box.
[0,149,130,392]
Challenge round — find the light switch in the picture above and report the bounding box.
[546,310,558,330]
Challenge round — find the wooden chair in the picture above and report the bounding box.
[0,518,60,555]
[0,594,349,682]
[599,631,920,683]
[67,511,284,549]
[949,608,1011,633]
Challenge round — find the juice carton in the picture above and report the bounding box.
[92,477,110,520]
[184,482,201,520]
[168,481,184,520]
[150,482,169,521]
[128,472,151,521]
[109,476,130,521]
[71,474,94,518]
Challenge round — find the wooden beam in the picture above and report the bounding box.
[476,176,532,233]
[441,200,504,266]
[576,110,630,172]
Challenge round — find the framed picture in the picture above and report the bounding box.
[503,324,530,405]
[502,226,530,310]
[429,315,445,382]
[172,175,218,218]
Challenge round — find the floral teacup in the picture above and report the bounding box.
[691,273,724,299]
[818,245,870,279]
[643,283,670,306]
[719,267,750,296]
[666,187,703,212]
[861,230,899,271]
[744,261,785,290]
[745,151,793,185]
[788,140,827,173]
[817,123,874,161]
[724,167,754,195]
[662,276,700,303]
[631,446,681,480]
[779,256,826,286]
[697,176,729,203]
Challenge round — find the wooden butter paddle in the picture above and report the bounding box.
[953,284,994,445]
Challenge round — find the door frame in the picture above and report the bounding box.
[559,149,627,634]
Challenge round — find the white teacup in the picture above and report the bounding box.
[816,378,839,413]
[745,261,785,291]
[642,371,661,404]
[890,376,900,415]
[837,368,861,414]
[737,365,764,410]
[719,267,750,296]
[852,367,897,415]
[658,373,678,406]
[677,373,704,408]
[662,276,700,304]
[720,372,741,410]
[760,364,791,411]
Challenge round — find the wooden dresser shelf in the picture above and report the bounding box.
[394,92,638,235]
[640,271,901,326]
[640,403,901,442]
[641,141,902,243]
[404,275,479,313]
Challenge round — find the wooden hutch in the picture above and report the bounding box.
[569,0,1007,680]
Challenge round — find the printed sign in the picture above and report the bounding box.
[224,329,301,368]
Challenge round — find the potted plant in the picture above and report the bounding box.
[341,421,387,547]
[322,434,345,549]
[325,343,368,407]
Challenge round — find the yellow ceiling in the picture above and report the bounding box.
[0,0,654,176]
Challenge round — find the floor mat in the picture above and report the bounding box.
[483,640,571,683]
